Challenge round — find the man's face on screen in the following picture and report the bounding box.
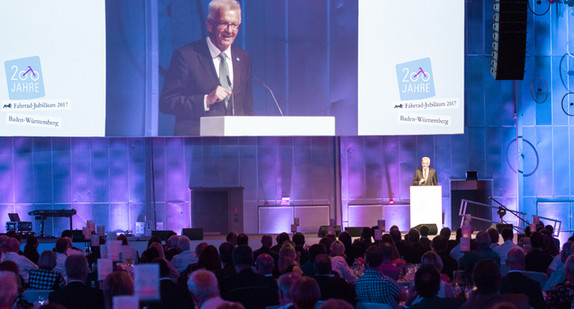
[207,9,241,51]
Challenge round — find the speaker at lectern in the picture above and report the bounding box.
[410,186,442,229]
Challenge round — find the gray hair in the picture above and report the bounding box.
[208,0,241,20]
[188,270,220,304]
[0,271,18,308]
[178,235,191,251]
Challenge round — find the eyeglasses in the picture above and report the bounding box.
[213,21,240,30]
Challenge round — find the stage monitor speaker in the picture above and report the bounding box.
[151,230,175,241]
[344,227,368,237]
[317,225,341,237]
[182,228,204,240]
[490,0,527,80]
[492,223,513,233]
[413,223,438,235]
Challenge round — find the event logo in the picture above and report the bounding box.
[4,56,45,100]
[395,57,435,101]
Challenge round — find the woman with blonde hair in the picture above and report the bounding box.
[278,242,302,276]
[329,240,357,283]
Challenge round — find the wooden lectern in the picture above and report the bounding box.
[200,116,336,136]
[410,186,442,229]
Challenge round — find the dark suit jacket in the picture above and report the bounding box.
[219,268,279,309]
[160,38,253,136]
[49,281,105,309]
[313,274,356,304]
[147,278,194,309]
[500,271,545,309]
[412,167,438,186]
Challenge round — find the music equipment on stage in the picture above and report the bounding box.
[413,223,438,235]
[151,230,175,241]
[317,225,341,237]
[6,213,33,232]
[28,209,77,237]
[182,228,204,240]
[344,227,368,237]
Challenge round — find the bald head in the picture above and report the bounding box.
[188,270,220,306]
[255,253,274,275]
[505,248,525,271]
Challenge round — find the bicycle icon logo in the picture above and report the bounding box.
[396,57,435,101]
[4,56,45,100]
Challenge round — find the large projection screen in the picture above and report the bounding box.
[358,0,465,135]
[0,1,106,136]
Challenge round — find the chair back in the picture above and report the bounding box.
[22,289,53,304]
[356,302,393,309]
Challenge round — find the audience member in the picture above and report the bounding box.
[403,228,429,264]
[460,259,528,309]
[499,248,544,309]
[377,242,401,281]
[237,233,249,246]
[255,253,274,277]
[1,237,38,283]
[29,250,66,290]
[253,235,276,261]
[449,228,465,260]
[290,276,321,309]
[312,254,356,304]
[419,226,431,250]
[544,241,574,290]
[458,231,501,274]
[226,232,238,246]
[179,244,220,285]
[277,272,301,309]
[147,235,163,248]
[0,271,19,309]
[329,240,357,283]
[188,269,230,309]
[355,245,406,309]
[493,228,522,275]
[301,244,327,277]
[293,233,309,266]
[0,261,31,308]
[271,233,290,255]
[545,255,574,309]
[524,231,553,273]
[102,271,134,309]
[319,237,334,256]
[381,234,406,269]
[164,234,181,261]
[49,254,105,309]
[23,236,40,265]
[317,299,353,309]
[151,258,193,309]
[487,228,500,249]
[407,264,464,309]
[430,235,457,280]
[53,237,68,275]
[420,251,455,298]
[220,245,279,309]
[116,234,139,263]
[276,243,301,277]
[215,241,237,283]
[171,235,197,273]
[337,232,354,266]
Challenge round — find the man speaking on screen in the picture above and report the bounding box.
[412,156,438,186]
[159,0,253,136]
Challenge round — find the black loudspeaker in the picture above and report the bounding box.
[413,224,438,235]
[182,228,203,240]
[490,0,527,80]
[317,225,341,237]
[151,230,175,241]
[492,223,513,233]
[344,227,368,237]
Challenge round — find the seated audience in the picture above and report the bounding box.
[458,231,501,274]
[377,242,402,281]
[493,228,522,275]
[460,259,528,309]
[164,234,181,261]
[545,255,574,309]
[355,245,406,309]
[524,232,553,273]
[290,276,321,309]
[253,235,276,262]
[254,253,274,277]
[544,241,573,290]
[430,235,457,280]
[271,233,291,256]
[220,245,279,309]
[226,232,238,247]
[29,250,66,290]
[329,240,357,283]
[277,272,301,309]
[403,228,429,264]
[49,254,105,309]
[293,233,310,266]
[0,271,19,309]
[499,248,544,309]
[419,225,431,250]
[487,228,500,249]
[312,254,356,304]
[407,265,465,309]
[23,236,40,265]
[1,237,38,283]
[102,271,134,309]
[117,234,139,263]
[171,236,197,273]
[151,258,193,309]
[215,241,237,283]
[237,233,249,246]
[420,251,455,298]
[0,261,31,308]
[301,244,327,277]
[276,243,301,277]
[53,237,68,276]
[188,270,232,309]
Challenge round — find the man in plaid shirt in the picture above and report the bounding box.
[356,244,406,309]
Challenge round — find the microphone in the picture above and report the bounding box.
[252,75,284,116]
[226,75,235,115]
